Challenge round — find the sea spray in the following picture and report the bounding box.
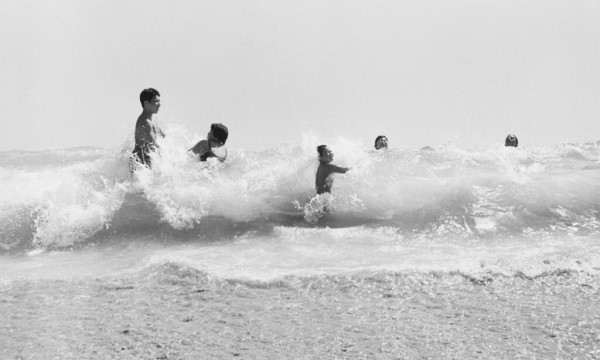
[1,135,599,360]
[1,126,598,252]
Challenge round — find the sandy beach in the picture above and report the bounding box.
[3,264,599,359]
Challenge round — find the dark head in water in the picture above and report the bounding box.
[505,134,518,147]
[317,145,333,163]
[188,123,229,162]
[374,136,388,150]
[210,123,229,146]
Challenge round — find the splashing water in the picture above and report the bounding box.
[0,127,599,282]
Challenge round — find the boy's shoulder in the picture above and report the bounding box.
[190,139,209,154]
[135,113,152,126]
[319,161,348,173]
[317,161,338,173]
[318,160,336,166]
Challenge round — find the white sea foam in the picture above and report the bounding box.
[0,127,599,281]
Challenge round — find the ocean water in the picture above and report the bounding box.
[1,130,599,359]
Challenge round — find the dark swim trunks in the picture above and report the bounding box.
[132,144,155,168]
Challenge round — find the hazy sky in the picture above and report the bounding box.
[1,0,598,151]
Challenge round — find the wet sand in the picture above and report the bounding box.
[2,264,599,359]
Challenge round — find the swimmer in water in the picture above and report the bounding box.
[315,145,350,194]
[505,134,518,147]
[131,88,165,168]
[374,135,388,150]
[189,123,229,162]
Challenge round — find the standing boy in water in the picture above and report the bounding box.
[132,88,165,168]
[189,123,229,162]
[315,145,350,194]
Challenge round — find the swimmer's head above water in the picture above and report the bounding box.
[505,134,518,147]
[374,135,388,150]
[208,123,229,147]
[317,145,334,163]
[139,88,161,114]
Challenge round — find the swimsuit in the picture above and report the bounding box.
[132,143,156,167]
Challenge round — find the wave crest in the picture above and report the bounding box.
[1,132,599,250]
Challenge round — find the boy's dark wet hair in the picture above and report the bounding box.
[211,123,229,144]
[139,88,160,107]
[317,145,327,157]
[374,135,387,147]
[505,134,518,147]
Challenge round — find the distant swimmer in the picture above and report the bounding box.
[315,145,350,194]
[505,134,518,147]
[132,88,165,168]
[374,135,388,150]
[189,123,229,162]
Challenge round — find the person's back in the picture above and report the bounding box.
[315,145,349,194]
[189,123,229,162]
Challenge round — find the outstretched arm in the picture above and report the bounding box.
[330,164,350,174]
